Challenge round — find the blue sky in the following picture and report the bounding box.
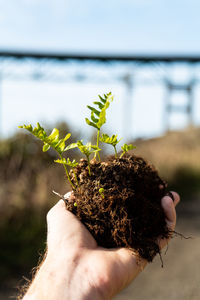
[0,0,200,140]
[1,0,200,53]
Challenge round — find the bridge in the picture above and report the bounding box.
[1,50,200,137]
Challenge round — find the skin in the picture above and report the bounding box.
[22,191,180,300]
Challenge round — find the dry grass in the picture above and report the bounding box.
[133,126,200,181]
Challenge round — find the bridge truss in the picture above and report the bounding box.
[0,51,200,137]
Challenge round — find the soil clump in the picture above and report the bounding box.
[66,154,170,262]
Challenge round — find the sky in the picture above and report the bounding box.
[1,0,200,53]
[0,0,200,140]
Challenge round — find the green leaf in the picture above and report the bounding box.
[93,101,104,109]
[76,140,101,160]
[64,142,78,151]
[54,158,66,164]
[19,122,72,156]
[100,134,121,147]
[43,144,50,152]
[91,112,99,123]
[48,128,59,142]
[86,92,114,130]
[54,157,78,168]
[98,95,106,104]
[97,107,106,129]
[55,139,66,153]
[85,118,98,129]
[87,106,100,117]
[99,188,105,194]
[120,143,136,158]
[64,133,71,141]
[69,159,79,168]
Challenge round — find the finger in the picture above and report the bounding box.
[169,191,180,207]
[161,195,176,229]
[158,193,179,249]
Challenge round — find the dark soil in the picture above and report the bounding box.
[66,154,170,262]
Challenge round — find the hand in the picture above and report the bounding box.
[23,191,180,300]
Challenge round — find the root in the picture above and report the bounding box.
[159,251,164,268]
[52,190,66,201]
[172,230,192,240]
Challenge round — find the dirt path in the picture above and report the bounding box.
[115,216,200,300]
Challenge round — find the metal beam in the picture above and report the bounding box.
[1,50,200,63]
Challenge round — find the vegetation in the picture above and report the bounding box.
[19,93,135,188]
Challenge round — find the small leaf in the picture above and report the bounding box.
[56,139,66,153]
[87,106,100,117]
[93,101,104,109]
[99,188,105,194]
[64,142,78,151]
[99,187,105,198]
[54,158,66,164]
[120,143,136,158]
[100,134,121,147]
[48,128,59,142]
[64,133,71,141]
[85,118,98,129]
[98,95,106,104]
[91,112,99,123]
[86,92,114,131]
[43,144,50,152]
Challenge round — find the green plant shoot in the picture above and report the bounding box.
[120,144,136,158]
[99,187,105,199]
[18,93,136,191]
[55,157,79,186]
[100,134,122,158]
[85,92,113,160]
[18,122,75,189]
[75,140,101,175]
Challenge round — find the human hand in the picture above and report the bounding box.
[23,191,180,300]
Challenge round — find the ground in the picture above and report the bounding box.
[115,211,200,300]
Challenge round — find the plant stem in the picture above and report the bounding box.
[58,153,75,189]
[95,129,101,161]
[72,169,79,187]
[87,157,91,176]
[114,146,118,158]
[120,152,125,159]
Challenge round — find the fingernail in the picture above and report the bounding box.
[165,192,175,202]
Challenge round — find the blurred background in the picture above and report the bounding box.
[0,0,200,299]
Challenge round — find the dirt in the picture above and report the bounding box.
[65,154,170,262]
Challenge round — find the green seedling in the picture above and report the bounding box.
[75,140,101,175]
[55,157,79,186]
[120,144,136,158]
[18,122,75,189]
[99,187,105,199]
[100,134,122,158]
[85,92,113,160]
[19,92,136,191]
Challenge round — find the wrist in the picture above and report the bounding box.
[23,251,104,300]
